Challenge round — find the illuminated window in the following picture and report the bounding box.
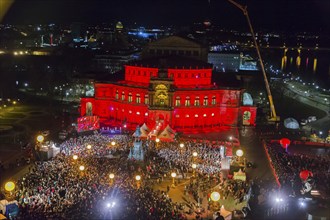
[136,112,140,115]
[175,114,180,118]
[136,94,141,104]
[203,96,208,106]
[185,114,190,118]
[211,113,215,117]
[115,90,119,99]
[175,96,181,107]
[128,93,132,102]
[145,112,148,116]
[129,110,132,114]
[203,114,207,117]
[144,94,149,104]
[121,92,125,101]
[212,96,216,105]
[194,96,200,106]
[195,114,198,117]
[185,96,190,106]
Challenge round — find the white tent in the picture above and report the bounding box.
[139,126,149,138]
[284,118,299,129]
[158,125,176,141]
[140,123,150,133]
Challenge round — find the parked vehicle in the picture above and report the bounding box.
[300,119,308,125]
[307,116,317,122]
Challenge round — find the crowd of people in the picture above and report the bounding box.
[5,133,252,219]
[265,142,330,196]
[157,141,224,175]
[16,148,186,219]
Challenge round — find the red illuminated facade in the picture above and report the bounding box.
[80,36,256,134]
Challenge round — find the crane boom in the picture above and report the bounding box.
[228,0,279,122]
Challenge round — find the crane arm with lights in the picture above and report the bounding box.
[227,0,279,122]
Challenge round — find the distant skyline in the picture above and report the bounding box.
[2,0,330,32]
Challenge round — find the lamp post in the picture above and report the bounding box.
[73,155,78,161]
[192,163,197,177]
[109,173,115,185]
[229,136,233,146]
[155,138,160,148]
[135,175,141,189]
[5,181,15,194]
[179,143,184,153]
[171,172,177,188]
[86,144,92,150]
[79,165,85,171]
[36,135,44,143]
[36,134,44,151]
[210,191,221,213]
[236,149,244,166]
[111,141,116,147]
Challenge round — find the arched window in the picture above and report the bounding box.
[203,96,208,106]
[185,96,190,107]
[194,96,200,106]
[121,92,125,101]
[136,94,141,104]
[128,93,132,102]
[212,96,216,105]
[144,94,149,104]
[115,90,119,99]
[175,96,181,107]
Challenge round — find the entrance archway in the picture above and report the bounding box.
[86,102,93,116]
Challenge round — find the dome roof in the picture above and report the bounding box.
[284,117,299,129]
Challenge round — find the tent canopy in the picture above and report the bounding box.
[158,125,176,141]
[284,117,299,129]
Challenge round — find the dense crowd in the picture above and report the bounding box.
[265,142,330,196]
[157,141,223,175]
[9,133,251,219]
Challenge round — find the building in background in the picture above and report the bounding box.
[80,36,256,134]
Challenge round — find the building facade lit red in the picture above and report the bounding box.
[80,36,256,134]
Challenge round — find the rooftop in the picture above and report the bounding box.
[127,56,212,69]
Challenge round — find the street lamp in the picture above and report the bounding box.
[210,191,220,202]
[155,138,160,148]
[73,155,78,160]
[135,175,141,189]
[236,149,244,157]
[86,144,92,150]
[36,135,44,143]
[192,163,197,177]
[79,165,85,171]
[111,141,116,146]
[109,173,115,185]
[5,181,15,192]
[179,143,184,148]
[171,172,177,188]
[193,152,198,157]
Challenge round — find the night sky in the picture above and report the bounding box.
[2,0,330,31]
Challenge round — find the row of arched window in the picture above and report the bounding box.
[115,90,149,104]
[175,96,217,107]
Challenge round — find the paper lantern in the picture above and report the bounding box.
[280,138,291,149]
[300,170,313,181]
